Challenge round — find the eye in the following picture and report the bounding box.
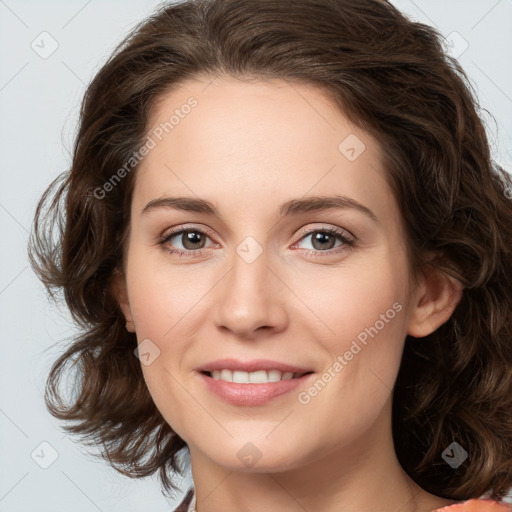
[292,226,355,256]
[158,227,215,257]
[158,224,355,258]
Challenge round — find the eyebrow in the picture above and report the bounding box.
[140,194,378,223]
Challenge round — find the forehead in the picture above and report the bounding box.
[144,76,365,164]
[133,76,396,225]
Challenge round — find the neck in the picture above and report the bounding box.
[187,399,456,512]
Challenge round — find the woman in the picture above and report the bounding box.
[28,0,512,510]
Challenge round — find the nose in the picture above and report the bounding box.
[212,242,288,339]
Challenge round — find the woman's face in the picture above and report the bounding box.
[117,76,424,472]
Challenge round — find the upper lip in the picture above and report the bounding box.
[197,358,314,374]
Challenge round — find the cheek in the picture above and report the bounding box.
[328,277,406,357]
[123,248,215,421]
[124,255,197,436]
[125,247,207,345]
[291,251,408,351]
[294,254,409,415]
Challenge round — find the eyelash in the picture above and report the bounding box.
[158,225,355,259]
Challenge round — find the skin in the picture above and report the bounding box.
[113,76,462,512]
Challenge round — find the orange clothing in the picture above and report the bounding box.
[434,499,512,511]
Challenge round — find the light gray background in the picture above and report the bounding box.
[0,0,511,510]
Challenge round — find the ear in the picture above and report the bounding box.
[110,269,136,333]
[407,264,463,338]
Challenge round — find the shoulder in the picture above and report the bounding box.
[433,498,512,512]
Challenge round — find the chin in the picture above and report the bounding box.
[190,436,315,474]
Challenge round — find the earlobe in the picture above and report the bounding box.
[407,265,463,338]
[110,269,136,333]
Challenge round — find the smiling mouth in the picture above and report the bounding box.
[201,369,314,383]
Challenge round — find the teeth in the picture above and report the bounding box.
[210,369,298,383]
[233,370,249,383]
[220,369,232,382]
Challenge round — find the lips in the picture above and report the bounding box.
[197,370,315,406]
[195,358,315,406]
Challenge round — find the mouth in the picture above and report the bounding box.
[197,368,316,406]
[200,369,314,384]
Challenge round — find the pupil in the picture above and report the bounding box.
[183,231,204,250]
[313,232,335,250]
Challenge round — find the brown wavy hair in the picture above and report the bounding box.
[28,0,512,501]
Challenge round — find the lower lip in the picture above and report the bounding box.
[197,371,314,406]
